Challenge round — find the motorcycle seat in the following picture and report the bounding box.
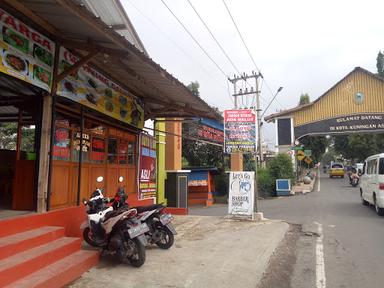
[103,206,129,221]
[135,204,164,214]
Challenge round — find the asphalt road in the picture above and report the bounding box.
[190,171,384,288]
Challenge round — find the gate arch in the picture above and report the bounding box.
[265,67,384,152]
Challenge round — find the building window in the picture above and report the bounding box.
[108,138,118,164]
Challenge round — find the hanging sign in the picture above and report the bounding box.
[228,171,254,216]
[56,47,144,129]
[138,134,157,200]
[224,109,256,154]
[0,8,55,91]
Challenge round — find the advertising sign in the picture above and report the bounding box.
[228,171,254,216]
[138,134,157,200]
[56,47,144,129]
[0,8,55,91]
[224,109,256,153]
[295,113,384,138]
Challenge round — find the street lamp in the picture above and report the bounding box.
[261,87,283,118]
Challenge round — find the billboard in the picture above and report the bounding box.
[56,47,145,129]
[224,109,256,153]
[0,8,55,91]
[138,134,157,200]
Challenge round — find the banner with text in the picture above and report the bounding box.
[228,171,254,216]
[224,109,256,153]
[0,8,55,91]
[57,47,144,129]
[294,113,384,138]
[138,134,157,200]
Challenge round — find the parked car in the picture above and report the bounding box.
[360,153,384,216]
[329,163,345,178]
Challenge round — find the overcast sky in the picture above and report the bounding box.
[121,0,383,145]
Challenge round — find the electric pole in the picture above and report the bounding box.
[228,71,262,214]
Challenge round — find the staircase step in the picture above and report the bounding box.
[0,237,81,286]
[0,226,65,260]
[5,249,100,288]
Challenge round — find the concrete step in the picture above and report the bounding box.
[0,226,65,260]
[5,250,100,288]
[0,237,81,286]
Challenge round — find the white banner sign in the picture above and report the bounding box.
[228,171,254,216]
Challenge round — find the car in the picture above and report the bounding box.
[329,163,345,178]
[356,163,364,174]
[360,153,384,216]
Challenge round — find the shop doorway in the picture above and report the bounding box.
[0,75,42,211]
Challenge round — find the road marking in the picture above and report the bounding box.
[314,221,326,288]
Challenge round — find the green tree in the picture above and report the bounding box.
[299,136,329,164]
[377,51,384,78]
[299,93,310,105]
[187,81,200,97]
[0,123,35,152]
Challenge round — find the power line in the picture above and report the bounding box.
[186,0,243,77]
[127,0,234,106]
[222,0,284,113]
[160,0,228,78]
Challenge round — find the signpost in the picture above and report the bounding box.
[228,171,254,218]
[304,150,312,157]
[297,150,305,161]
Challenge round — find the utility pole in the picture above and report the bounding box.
[228,72,262,214]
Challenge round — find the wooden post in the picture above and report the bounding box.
[16,109,22,161]
[36,93,53,213]
[230,152,243,171]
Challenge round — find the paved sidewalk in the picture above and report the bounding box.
[68,216,289,288]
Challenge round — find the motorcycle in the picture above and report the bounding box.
[112,176,177,249]
[81,176,149,267]
[348,172,360,187]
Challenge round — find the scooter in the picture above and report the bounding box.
[348,172,360,187]
[81,176,149,267]
[112,177,177,249]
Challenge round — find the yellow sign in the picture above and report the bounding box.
[56,47,144,129]
[304,156,313,164]
[0,8,55,92]
[297,150,305,161]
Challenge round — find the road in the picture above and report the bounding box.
[190,171,384,288]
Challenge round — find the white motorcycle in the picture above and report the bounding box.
[81,176,149,267]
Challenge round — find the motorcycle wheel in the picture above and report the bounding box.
[128,238,146,267]
[83,227,101,247]
[156,226,174,249]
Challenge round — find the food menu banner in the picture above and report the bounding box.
[224,109,256,154]
[0,8,55,91]
[56,47,144,129]
[138,134,157,200]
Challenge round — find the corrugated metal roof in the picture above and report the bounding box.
[76,0,148,55]
[13,0,221,121]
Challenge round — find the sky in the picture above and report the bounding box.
[121,0,383,146]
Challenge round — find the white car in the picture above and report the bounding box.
[360,153,384,215]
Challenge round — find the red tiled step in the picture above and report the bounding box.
[0,237,81,287]
[0,226,65,260]
[5,250,100,288]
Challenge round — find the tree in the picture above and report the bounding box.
[187,81,200,97]
[299,93,310,105]
[376,51,384,78]
[299,135,329,164]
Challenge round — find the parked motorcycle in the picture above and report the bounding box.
[112,177,176,249]
[81,176,149,267]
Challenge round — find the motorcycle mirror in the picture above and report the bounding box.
[118,176,124,183]
[96,176,104,183]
